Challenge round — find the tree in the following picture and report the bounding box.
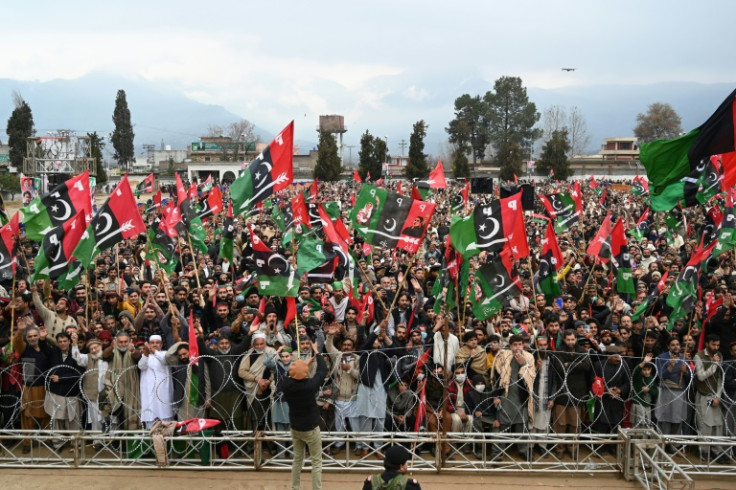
[446,94,491,164]
[451,145,471,178]
[87,132,108,184]
[373,137,388,175]
[568,106,591,158]
[405,120,429,180]
[6,91,34,169]
[485,76,542,149]
[542,105,567,142]
[537,130,572,180]
[313,130,342,181]
[206,119,257,161]
[496,141,526,182]
[358,131,381,181]
[111,89,135,170]
[0,173,21,200]
[634,102,682,143]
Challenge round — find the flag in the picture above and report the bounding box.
[31,211,86,289]
[449,192,525,259]
[641,88,736,211]
[628,208,652,242]
[666,241,717,319]
[470,249,521,320]
[284,296,297,328]
[230,121,294,214]
[0,194,8,226]
[251,233,299,297]
[539,192,580,233]
[714,188,736,257]
[318,203,350,267]
[188,217,208,254]
[22,171,92,241]
[71,175,147,267]
[350,184,436,253]
[631,176,649,196]
[586,213,613,261]
[201,174,213,193]
[135,173,155,197]
[220,201,234,263]
[188,310,199,365]
[631,299,650,322]
[428,159,447,189]
[147,220,178,274]
[197,186,223,220]
[0,213,20,280]
[152,189,162,210]
[598,189,609,209]
[353,169,362,183]
[611,218,635,294]
[538,222,563,301]
[296,234,334,276]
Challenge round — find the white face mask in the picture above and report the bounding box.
[455,374,467,384]
[417,373,425,381]
[475,384,486,393]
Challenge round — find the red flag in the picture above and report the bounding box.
[284,296,296,328]
[160,200,180,238]
[250,296,267,329]
[188,310,199,365]
[572,181,584,216]
[505,192,530,260]
[586,212,613,261]
[0,212,20,274]
[309,180,319,201]
[153,189,162,209]
[411,186,422,200]
[357,291,374,325]
[428,159,447,189]
[513,174,519,185]
[361,242,372,257]
[396,181,403,195]
[376,178,384,187]
[445,234,463,280]
[318,204,350,265]
[353,169,362,183]
[462,180,470,199]
[205,186,224,217]
[292,192,311,230]
[657,269,669,293]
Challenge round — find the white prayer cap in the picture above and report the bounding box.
[252,332,267,341]
[149,335,163,342]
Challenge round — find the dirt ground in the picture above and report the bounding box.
[0,468,646,490]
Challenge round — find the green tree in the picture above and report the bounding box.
[496,141,526,182]
[446,94,491,165]
[485,76,540,179]
[6,92,34,169]
[373,137,388,175]
[451,145,471,178]
[0,173,21,200]
[537,130,572,180]
[358,131,381,181]
[111,89,135,170]
[405,120,429,180]
[634,102,682,143]
[87,132,108,184]
[313,130,342,181]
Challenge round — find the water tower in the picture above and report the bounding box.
[318,115,347,165]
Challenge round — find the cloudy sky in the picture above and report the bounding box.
[4,0,735,155]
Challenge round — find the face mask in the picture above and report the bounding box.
[421,332,427,341]
[417,373,425,381]
[455,374,467,384]
[475,384,486,393]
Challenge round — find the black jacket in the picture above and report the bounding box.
[283,355,328,431]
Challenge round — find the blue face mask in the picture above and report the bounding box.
[421,331,427,341]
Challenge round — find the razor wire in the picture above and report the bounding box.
[0,344,735,462]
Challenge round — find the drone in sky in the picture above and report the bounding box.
[561,68,576,72]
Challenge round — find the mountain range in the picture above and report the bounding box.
[0,72,733,162]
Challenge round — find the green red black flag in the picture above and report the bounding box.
[538,221,563,301]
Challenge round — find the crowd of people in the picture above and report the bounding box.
[1,176,735,466]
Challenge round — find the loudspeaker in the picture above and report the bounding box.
[470,177,493,194]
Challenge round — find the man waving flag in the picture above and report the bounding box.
[22,171,91,241]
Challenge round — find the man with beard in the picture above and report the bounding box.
[328,281,349,323]
[455,331,488,381]
[103,331,142,431]
[325,330,360,455]
[138,335,175,428]
[549,330,593,458]
[31,286,77,340]
[164,339,206,420]
[13,320,52,453]
[694,334,728,461]
[196,328,251,431]
[44,331,83,447]
[67,285,88,318]
[655,337,691,437]
[71,333,109,433]
[238,332,276,432]
[591,345,630,441]
[531,336,555,454]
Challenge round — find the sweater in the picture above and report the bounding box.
[282,355,328,431]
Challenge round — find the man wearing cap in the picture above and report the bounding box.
[328,281,349,323]
[138,334,174,428]
[239,332,277,432]
[362,445,422,489]
[282,343,328,490]
[71,332,109,434]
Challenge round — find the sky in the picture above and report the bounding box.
[4,0,736,157]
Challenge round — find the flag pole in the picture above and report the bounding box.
[291,235,301,360]
[8,273,16,352]
[186,234,203,291]
[577,256,599,306]
[356,259,388,312]
[386,250,418,313]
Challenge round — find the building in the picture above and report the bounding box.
[189,136,260,163]
[569,136,641,177]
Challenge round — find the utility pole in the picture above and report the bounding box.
[398,139,408,157]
